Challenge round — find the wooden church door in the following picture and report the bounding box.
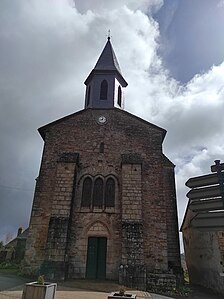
[86,237,107,279]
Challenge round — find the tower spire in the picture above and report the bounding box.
[84,38,128,109]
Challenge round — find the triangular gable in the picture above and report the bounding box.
[38,108,166,141]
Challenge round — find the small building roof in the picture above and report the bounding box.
[5,228,29,247]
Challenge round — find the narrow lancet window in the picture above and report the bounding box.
[100,80,108,100]
[87,86,91,106]
[99,142,104,153]
[105,178,115,207]
[117,86,122,106]
[93,178,103,208]
[81,177,92,207]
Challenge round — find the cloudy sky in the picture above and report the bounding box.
[1,0,224,250]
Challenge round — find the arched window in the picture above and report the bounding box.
[100,80,108,100]
[99,142,104,153]
[87,86,91,106]
[81,177,92,207]
[117,86,122,107]
[105,178,115,207]
[93,178,103,208]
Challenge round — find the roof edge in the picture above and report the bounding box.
[84,69,128,87]
[38,108,167,141]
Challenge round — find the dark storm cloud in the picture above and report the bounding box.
[0,0,87,241]
[0,0,224,253]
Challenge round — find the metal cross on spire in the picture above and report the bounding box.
[107,29,111,41]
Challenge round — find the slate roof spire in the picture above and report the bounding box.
[84,37,128,109]
[94,36,122,73]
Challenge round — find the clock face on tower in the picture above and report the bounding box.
[97,115,107,124]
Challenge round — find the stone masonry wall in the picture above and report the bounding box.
[121,163,142,222]
[217,231,224,273]
[183,227,224,295]
[68,213,121,280]
[147,273,177,292]
[142,160,170,272]
[24,108,181,284]
[45,160,76,260]
[43,156,78,279]
[23,152,54,273]
[163,165,181,274]
[120,160,146,288]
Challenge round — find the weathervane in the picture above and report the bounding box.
[107,29,111,40]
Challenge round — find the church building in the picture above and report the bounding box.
[24,37,181,290]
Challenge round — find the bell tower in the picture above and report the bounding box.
[84,37,128,109]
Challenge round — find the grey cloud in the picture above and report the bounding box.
[1,1,224,253]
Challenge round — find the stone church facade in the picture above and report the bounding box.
[24,38,181,289]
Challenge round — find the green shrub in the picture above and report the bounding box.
[37,275,45,285]
[0,261,19,270]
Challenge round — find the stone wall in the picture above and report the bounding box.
[183,227,224,295]
[120,159,146,288]
[163,165,182,274]
[67,213,121,280]
[24,108,181,286]
[147,273,176,292]
[121,162,142,222]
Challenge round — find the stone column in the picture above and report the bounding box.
[120,153,146,289]
[43,153,79,280]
